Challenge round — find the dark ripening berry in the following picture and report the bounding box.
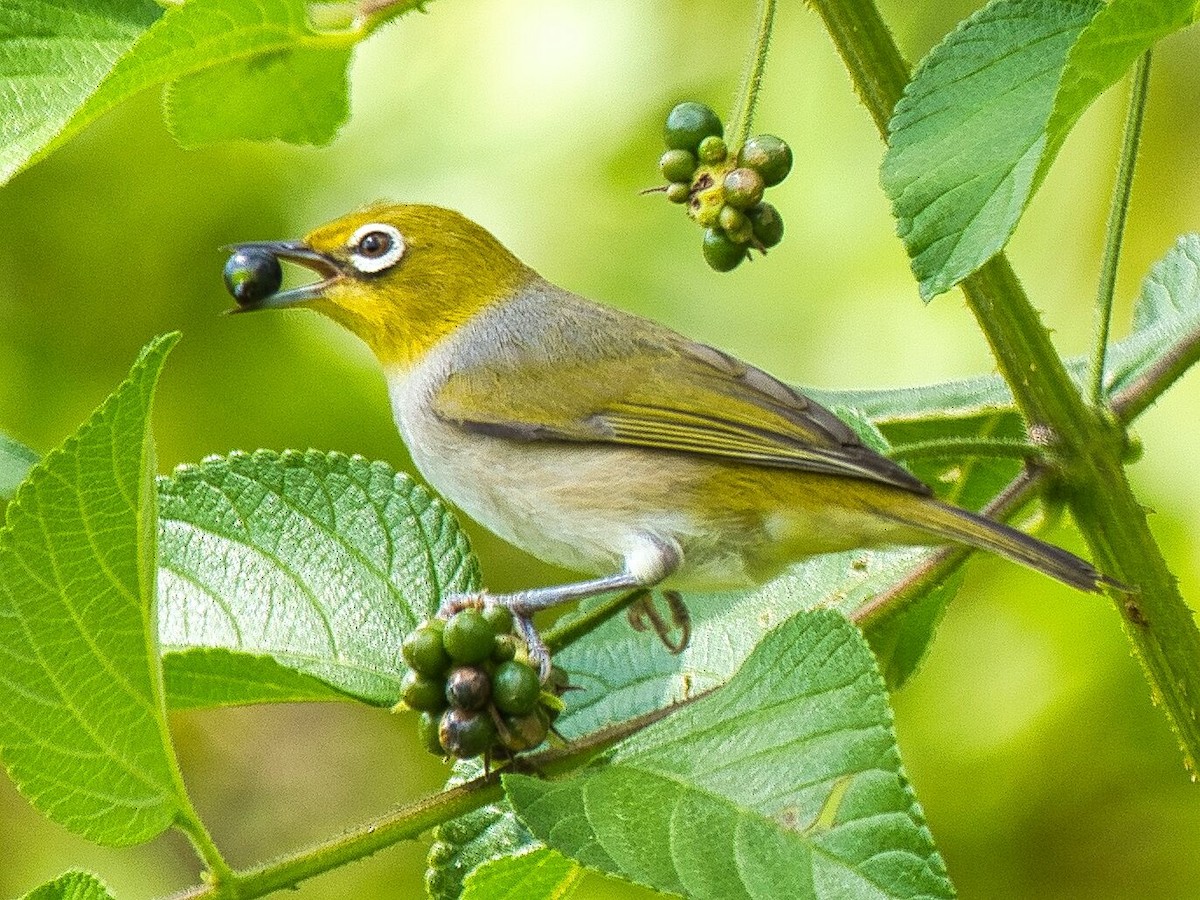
[402,623,451,677]
[664,101,723,152]
[666,182,691,204]
[223,248,282,306]
[418,711,446,755]
[443,609,495,664]
[702,228,747,272]
[482,605,514,635]
[401,669,446,712]
[738,134,793,187]
[439,708,498,759]
[748,203,785,248]
[718,205,753,244]
[697,135,727,164]
[492,660,541,715]
[499,709,550,753]
[445,665,491,710]
[659,149,697,183]
[722,168,765,211]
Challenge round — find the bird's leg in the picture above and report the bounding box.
[440,535,681,680]
[626,590,692,654]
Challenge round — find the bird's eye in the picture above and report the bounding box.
[347,222,405,274]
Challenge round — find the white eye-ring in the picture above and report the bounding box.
[347,222,405,273]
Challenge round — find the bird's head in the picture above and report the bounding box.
[227,203,534,368]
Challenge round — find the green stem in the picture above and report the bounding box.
[169,700,693,900]
[809,0,1200,771]
[1089,50,1153,406]
[730,0,778,148]
[175,812,237,891]
[544,588,648,655]
[888,437,1042,463]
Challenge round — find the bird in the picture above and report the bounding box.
[225,202,1115,676]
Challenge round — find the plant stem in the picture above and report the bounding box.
[169,700,693,900]
[730,0,778,148]
[809,0,1200,770]
[175,811,237,890]
[1089,50,1153,407]
[888,437,1042,463]
[544,588,648,655]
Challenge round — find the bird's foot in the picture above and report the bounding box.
[626,589,691,654]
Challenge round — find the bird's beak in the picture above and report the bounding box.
[225,240,343,312]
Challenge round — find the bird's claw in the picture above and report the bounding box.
[626,590,691,655]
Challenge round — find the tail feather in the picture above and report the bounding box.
[904,500,1120,594]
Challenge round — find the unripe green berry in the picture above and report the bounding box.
[664,101,722,152]
[445,665,492,710]
[659,148,697,183]
[748,202,785,248]
[402,622,451,677]
[417,711,445,756]
[718,205,753,244]
[492,633,519,662]
[482,605,514,635]
[443,609,495,664]
[722,168,765,211]
[499,709,550,753]
[492,660,541,715]
[438,708,497,759]
[737,134,793,186]
[702,228,747,272]
[401,669,447,712]
[697,135,727,164]
[666,182,691,204]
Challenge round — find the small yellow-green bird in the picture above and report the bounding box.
[227,202,1111,673]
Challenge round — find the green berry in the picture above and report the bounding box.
[492,660,540,715]
[482,605,514,635]
[748,203,785,248]
[697,135,727,164]
[737,134,793,187]
[417,711,445,756]
[664,101,722,152]
[702,228,747,272]
[499,709,550,753]
[443,609,495,664]
[445,665,491,710]
[666,182,691,204]
[718,206,752,244]
[438,708,498,759]
[402,622,451,677]
[659,148,697,183]
[492,633,519,662]
[722,168,765,211]
[401,669,447,712]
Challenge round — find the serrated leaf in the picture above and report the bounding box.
[506,610,954,900]
[156,450,479,707]
[0,431,37,500]
[0,335,189,846]
[0,0,428,185]
[22,870,115,900]
[461,848,582,900]
[883,0,1198,299]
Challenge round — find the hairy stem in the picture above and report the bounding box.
[730,0,779,148]
[809,0,1200,770]
[887,437,1042,463]
[1090,50,1153,406]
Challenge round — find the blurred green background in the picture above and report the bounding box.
[3,1,1200,897]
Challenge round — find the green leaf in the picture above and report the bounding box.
[461,848,583,900]
[883,0,1198,299]
[22,871,115,900]
[0,335,189,846]
[506,611,954,900]
[156,450,479,707]
[0,432,37,500]
[163,647,350,709]
[0,0,429,185]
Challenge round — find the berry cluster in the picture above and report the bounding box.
[399,607,565,760]
[659,102,791,272]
